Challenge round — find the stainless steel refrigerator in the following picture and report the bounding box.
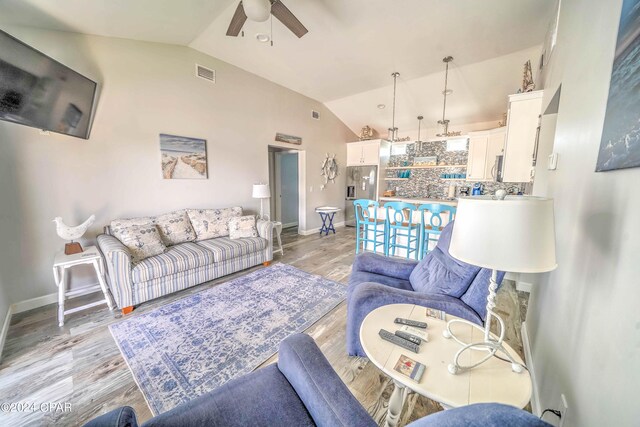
[345,165,378,227]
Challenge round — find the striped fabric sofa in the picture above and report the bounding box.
[97,211,273,314]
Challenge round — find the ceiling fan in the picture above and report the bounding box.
[226,0,308,38]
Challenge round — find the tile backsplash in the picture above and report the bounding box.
[385,140,529,199]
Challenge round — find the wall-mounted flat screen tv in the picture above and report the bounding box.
[0,29,97,139]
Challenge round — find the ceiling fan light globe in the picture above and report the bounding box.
[256,33,270,42]
[243,0,272,22]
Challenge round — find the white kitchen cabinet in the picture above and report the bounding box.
[346,143,364,166]
[467,134,488,180]
[486,130,506,180]
[466,127,506,181]
[502,91,544,182]
[361,142,381,165]
[346,140,386,166]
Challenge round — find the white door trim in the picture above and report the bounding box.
[297,150,306,233]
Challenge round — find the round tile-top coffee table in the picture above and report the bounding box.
[360,304,531,427]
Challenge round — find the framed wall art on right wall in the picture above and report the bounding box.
[596,0,640,172]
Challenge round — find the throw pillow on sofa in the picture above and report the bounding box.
[187,207,243,240]
[228,215,259,239]
[112,223,166,263]
[111,216,156,233]
[155,210,196,246]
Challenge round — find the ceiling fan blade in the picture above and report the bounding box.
[270,0,308,38]
[226,1,248,37]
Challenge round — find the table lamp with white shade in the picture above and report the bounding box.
[444,190,557,374]
[252,183,271,220]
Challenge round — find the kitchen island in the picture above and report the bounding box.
[379,196,458,206]
[358,197,457,258]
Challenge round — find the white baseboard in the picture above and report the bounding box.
[281,222,298,229]
[505,272,519,281]
[0,292,57,361]
[299,221,345,236]
[11,292,58,314]
[0,306,13,362]
[521,321,540,416]
[516,281,534,293]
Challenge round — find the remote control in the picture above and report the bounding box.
[379,329,420,353]
[395,330,422,345]
[394,318,428,329]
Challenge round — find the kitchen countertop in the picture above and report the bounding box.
[379,196,458,206]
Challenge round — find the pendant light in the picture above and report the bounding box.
[436,56,461,138]
[388,72,400,142]
[416,115,424,150]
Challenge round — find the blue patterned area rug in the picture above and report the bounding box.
[109,263,346,415]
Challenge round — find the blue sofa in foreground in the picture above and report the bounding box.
[85,334,547,427]
[347,221,505,356]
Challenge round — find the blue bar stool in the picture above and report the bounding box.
[384,202,420,260]
[353,199,385,254]
[417,203,457,259]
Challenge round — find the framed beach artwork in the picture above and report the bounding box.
[275,132,302,145]
[160,133,208,179]
[596,0,640,172]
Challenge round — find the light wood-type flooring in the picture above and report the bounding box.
[0,226,528,426]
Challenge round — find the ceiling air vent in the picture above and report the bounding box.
[195,64,215,83]
[311,110,320,120]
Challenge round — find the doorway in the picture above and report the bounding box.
[268,146,300,232]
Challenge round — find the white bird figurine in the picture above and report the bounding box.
[53,214,95,255]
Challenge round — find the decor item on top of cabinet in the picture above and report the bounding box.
[393,135,412,142]
[321,153,338,185]
[275,132,302,145]
[519,60,535,93]
[53,214,95,255]
[160,134,208,179]
[595,0,640,172]
[359,125,375,141]
[498,112,508,127]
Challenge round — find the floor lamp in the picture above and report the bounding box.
[252,183,270,220]
[444,191,557,374]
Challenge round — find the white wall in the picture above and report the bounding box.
[0,26,355,307]
[527,0,639,425]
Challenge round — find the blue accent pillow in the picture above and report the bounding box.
[409,222,480,297]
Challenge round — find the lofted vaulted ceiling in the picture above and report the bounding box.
[0,0,555,134]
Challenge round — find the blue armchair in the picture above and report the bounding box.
[347,221,505,356]
[85,334,548,427]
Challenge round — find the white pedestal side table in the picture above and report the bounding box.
[52,246,115,327]
[360,303,531,427]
